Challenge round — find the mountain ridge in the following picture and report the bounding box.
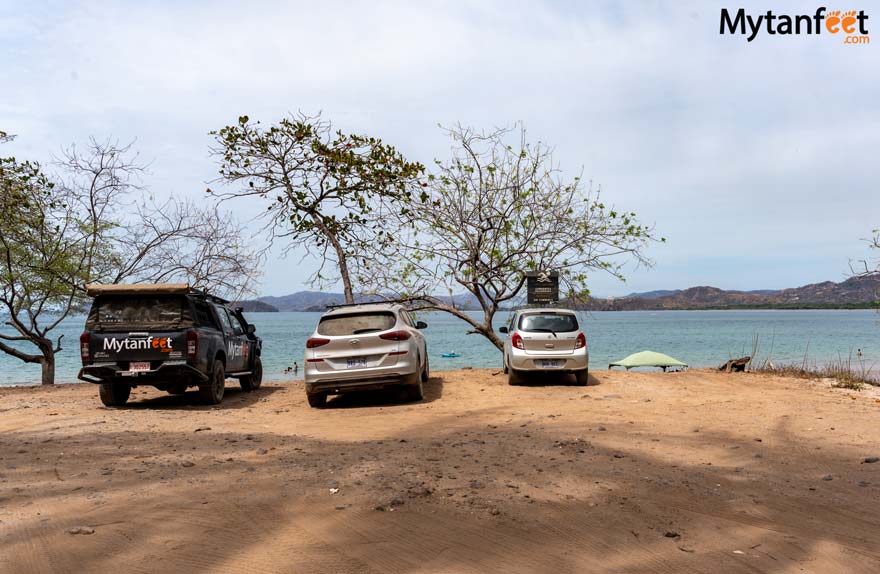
[237,275,879,312]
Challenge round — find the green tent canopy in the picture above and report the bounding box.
[609,350,688,371]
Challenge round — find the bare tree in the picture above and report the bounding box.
[369,124,662,351]
[0,137,259,384]
[851,230,880,277]
[209,112,423,303]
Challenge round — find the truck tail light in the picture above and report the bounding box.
[80,333,90,363]
[306,337,330,348]
[379,330,411,341]
[575,333,586,349]
[511,332,524,350]
[186,329,198,359]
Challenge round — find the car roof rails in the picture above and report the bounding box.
[325,298,413,310]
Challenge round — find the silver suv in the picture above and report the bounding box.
[304,303,429,407]
[499,308,589,386]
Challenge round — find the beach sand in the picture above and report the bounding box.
[1,369,879,573]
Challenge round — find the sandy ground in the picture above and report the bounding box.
[1,369,879,574]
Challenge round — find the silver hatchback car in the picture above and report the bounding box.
[499,308,589,386]
[304,303,429,407]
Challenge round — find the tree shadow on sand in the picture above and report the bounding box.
[3,393,880,573]
[117,385,283,411]
[320,375,444,409]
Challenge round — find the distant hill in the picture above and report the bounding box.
[233,300,279,313]
[623,289,682,299]
[257,291,482,312]
[591,275,880,310]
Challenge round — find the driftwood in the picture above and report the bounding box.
[719,356,751,373]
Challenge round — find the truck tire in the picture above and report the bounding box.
[575,368,589,386]
[199,360,226,405]
[306,392,327,408]
[239,357,263,391]
[99,383,131,407]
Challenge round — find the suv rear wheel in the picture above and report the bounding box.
[421,353,430,383]
[307,392,327,408]
[99,383,131,407]
[575,368,589,386]
[402,357,424,402]
[199,360,226,405]
[239,357,263,391]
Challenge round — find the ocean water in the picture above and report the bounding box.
[0,310,878,386]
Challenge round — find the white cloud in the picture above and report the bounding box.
[2,0,877,296]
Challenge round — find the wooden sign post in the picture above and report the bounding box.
[526,271,559,304]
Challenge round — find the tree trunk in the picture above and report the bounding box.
[337,252,354,305]
[40,352,56,385]
[311,215,355,304]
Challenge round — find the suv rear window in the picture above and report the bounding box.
[519,313,578,333]
[88,296,187,330]
[317,312,396,336]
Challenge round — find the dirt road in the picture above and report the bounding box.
[1,369,879,573]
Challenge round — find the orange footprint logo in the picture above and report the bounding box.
[826,10,842,33]
[841,10,858,33]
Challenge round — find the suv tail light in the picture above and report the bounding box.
[306,337,330,348]
[511,332,524,350]
[379,330,412,341]
[575,332,586,349]
[186,329,199,359]
[79,333,90,363]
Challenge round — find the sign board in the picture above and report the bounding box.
[526,271,559,304]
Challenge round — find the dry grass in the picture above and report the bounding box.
[750,355,876,391]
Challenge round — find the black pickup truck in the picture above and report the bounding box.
[78,284,263,406]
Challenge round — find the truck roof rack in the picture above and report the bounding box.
[85,283,229,304]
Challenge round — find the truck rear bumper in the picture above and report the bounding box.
[78,362,208,385]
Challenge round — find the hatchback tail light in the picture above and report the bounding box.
[379,330,412,341]
[575,332,586,349]
[186,329,199,359]
[511,332,524,350]
[306,337,330,348]
[80,333,90,363]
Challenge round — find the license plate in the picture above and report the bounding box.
[347,358,368,369]
[541,360,561,368]
[129,362,150,372]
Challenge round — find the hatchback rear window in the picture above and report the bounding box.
[317,312,396,336]
[519,313,578,333]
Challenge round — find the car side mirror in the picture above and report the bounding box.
[416,321,428,329]
[498,326,508,334]
[246,324,256,335]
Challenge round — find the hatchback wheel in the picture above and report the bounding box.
[507,368,523,386]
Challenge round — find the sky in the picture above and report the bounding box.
[1,0,878,297]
